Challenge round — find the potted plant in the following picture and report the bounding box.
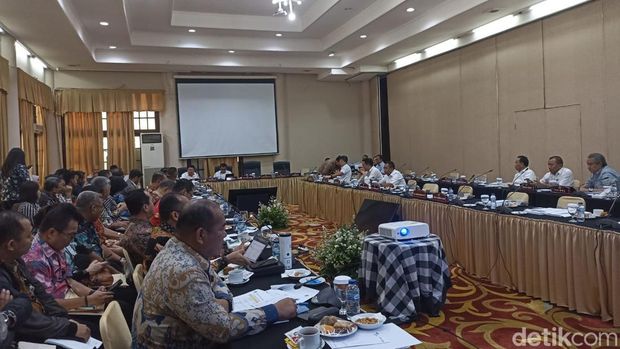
[257,197,289,229]
[314,225,366,280]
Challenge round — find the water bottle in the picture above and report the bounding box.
[271,234,280,260]
[490,193,497,210]
[448,188,454,200]
[346,280,360,317]
[611,183,618,198]
[577,203,585,223]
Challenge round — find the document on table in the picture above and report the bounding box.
[523,207,571,217]
[233,287,319,312]
[44,337,102,349]
[324,323,422,349]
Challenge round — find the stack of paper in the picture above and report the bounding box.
[44,337,102,349]
[523,208,571,217]
[232,287,319,312]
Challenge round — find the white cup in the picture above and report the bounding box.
[593,209,604,217]
[298,326,321,349]
[228,269,244,283]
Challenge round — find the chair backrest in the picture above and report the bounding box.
[99,301,132,349]
[448,172,460,180]
[133,263,145,293]
[242,161,261,176]
[557,196,586,209]
[506,192,529,205]
[273,161,291,175]
[572,179,581,189]
[177,167,187,178]
[407,179,417,187]
[458,185,474,196]
[121,247,134,279]
[422,183,439,193]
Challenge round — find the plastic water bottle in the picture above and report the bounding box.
[611,183,618,198]
[346,280,360,316]
[490,193,497,210]
[271,234,280,260]
[448,188,454,200]
[577,203,585,223]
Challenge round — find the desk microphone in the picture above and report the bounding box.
[511,167,531,185]
[469,169,494,183]
[438,168,458,180]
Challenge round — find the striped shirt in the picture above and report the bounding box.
[17,202,40,226]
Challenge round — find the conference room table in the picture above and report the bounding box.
[207,176,620,327]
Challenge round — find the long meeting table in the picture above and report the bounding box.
[208,177,620,327]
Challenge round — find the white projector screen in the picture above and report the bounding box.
[176,79,279,158]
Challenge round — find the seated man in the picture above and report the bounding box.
[68,191,125,272]
[512,155,537,185]
[0,211,91,343]
[0,290,32,349]
[582,153,620,190]
[379,161,406,188]
[37,176,61,208]
[325,155,351,183]
[90,176,128,231]
[181,165,200,180]
[144,193,189,270]
[150,179,194,227]
[147,173,165,203]
[318,157,336,176]
[373,154,386,174]
[359,158,383,185]
[165,167,178,181]
[22,204,114,311]
[125,169,143,192]
[213,163,232,180]
[539,156,574,187]
[133,200,296,348]
[118,189,154,266]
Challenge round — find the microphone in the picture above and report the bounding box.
[511,167,530,185]
[438,168,458,180]
[469,169,494,183]
[418,166,431,176]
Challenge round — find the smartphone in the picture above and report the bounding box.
[107,279,123,292]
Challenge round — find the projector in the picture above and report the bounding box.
[378,221,430,240]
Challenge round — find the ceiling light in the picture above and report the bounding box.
[275,33,283,37]
[99,21,109,26]
[393,53,422,69]
[0,27,4,33]
[425,38,457,56]
[529,0,588,18]
[472,15,518,39]
[406,7,415,13]
[288,12,296,21]
[228,50,236,53]
[273,1,296,20]
[188,29,196,33]
[328,52,335,57]
[360,34,368,39]
[109,45,117,49]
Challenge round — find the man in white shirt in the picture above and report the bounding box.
[380,161,406,188]
[373,154,385,174]
[213,163,233,180]
[512,155,537,185]
[359,158,383,185]
[181,165,200,181]
[539,156,574,187]
[326,155,351,183]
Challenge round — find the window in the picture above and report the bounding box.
[101,111,159,169]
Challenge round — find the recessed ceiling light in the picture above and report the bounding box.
[275,33,283,37]
[188,29,196,33]
[359,34,368,39]
[328,52,335,57]
[99,21,109,26]
[109,45,117,49]
[228,50,236,53]
[406,7,415,13]
[0,27,4,33]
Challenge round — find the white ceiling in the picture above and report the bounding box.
[0,0,554,80]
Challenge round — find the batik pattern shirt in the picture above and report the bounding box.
[23,235,72,299]
[65,221,103,272]
[0,164,29,202]
[118,217,152,266]
[133,237,278,349]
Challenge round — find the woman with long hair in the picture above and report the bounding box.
[0,148,30,209]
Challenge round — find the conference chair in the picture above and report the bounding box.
[457,185,474,197]
[422,183,439,194]
[133,263,145,293]
[506,192,529,205]
[273,161,291,175]
[572,179,581,189]
[242,161,261,176]
[407,179,417,188]
[301,168,310,175]
[178,167,187,178]
[121,247,134,279]
[448,171,460,180]
[100,301,132,349]
[557,196,586,209]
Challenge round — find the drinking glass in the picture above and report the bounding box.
[334,284,348,316]
[481,194,490,210]
[567,204,578,223]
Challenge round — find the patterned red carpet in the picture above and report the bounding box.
[285,205,620,349]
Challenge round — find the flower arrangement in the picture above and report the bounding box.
[314,225,366,280]
[257,197,289,229]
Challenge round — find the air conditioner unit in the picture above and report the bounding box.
[140,133,165,186]
[33,124,44,135]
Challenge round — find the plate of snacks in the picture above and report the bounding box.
[282,268,311,278]
[315,316,358,338]
[349,313,386,330]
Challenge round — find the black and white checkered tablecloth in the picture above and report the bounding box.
[360,233,451,320]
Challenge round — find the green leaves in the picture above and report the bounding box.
[257,197,289,229]
[314,225,366,280]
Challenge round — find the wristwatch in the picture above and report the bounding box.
[0,310,16,342]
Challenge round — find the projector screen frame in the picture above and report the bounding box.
[175,78,280,159]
